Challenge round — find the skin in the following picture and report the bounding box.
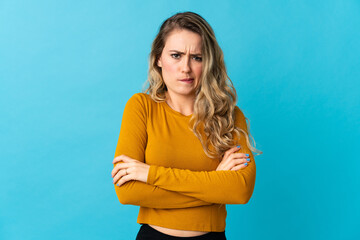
[111,29,250,237]
[157,28,203,116]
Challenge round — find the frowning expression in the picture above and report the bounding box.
[157,29,203,97]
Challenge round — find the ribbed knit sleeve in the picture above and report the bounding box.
[114,93,213,209]
[146,107,256,204]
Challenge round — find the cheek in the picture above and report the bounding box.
[162,59,178,75]
[194,65,203,76]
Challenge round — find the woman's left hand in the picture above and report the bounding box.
[111,155,150,187]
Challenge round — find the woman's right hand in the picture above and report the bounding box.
[216,146,250,171]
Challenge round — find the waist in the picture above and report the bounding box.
[148,224,209,237]
[137,204,227,232]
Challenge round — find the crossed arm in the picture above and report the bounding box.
[112,94,256,209]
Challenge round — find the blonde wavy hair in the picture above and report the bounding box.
[143,11,262,159]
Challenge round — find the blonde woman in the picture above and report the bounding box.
[111,11,261,240]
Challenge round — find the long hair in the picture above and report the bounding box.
[143,11,262,159]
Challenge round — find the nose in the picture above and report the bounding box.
[181,57,191,73]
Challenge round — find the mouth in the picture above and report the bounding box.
[179,78,194,83]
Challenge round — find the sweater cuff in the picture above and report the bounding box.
[147,165,158,185]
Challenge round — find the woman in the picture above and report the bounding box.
[111,11,261,239]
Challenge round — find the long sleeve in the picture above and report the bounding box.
[146,107,256,204]
[114,93,213,209]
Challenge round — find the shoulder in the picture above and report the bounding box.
[122,93,153,123]
[124,93,160,119]
[234,106,248,132]
[125,93,153,109]
[234,106,245,119]
[126,92,151,104]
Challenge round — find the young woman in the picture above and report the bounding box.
[111,11,261,239]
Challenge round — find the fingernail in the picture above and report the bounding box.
[244,163,248,166]
[245,154,249,157]
[237,145,240,148]
[246,158,250,161]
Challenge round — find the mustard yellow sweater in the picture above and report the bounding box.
[114,93,256,232]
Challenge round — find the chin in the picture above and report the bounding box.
[182,93,194,96]
[168,91,194,98]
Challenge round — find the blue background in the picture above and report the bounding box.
[1,0,359,239]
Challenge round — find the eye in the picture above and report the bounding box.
[192,56,202,62]
[171,53,181,59]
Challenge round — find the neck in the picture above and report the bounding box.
[165,91,195,116]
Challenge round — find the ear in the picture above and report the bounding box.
[157,57,162,68]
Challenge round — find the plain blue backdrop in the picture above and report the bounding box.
[1,0,359,239]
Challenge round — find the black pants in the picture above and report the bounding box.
[136,224,227,240]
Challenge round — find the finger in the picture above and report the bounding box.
[111,165,121,177]
[113,155,132,164]
[116,173,133,187]
[119,157,134,162]
[223,146,241,160]
[115,162,132,169]
[111,163,131,177]
[223,153,249,166]
[113,155,124,164]
[113,169,127,184]
[225,146,240,155]
[111,164,124,177]
[230,152,250,159]
[231,162,248,171]
[224,157,250,170]
[219,154,242,170]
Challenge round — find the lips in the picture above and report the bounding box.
[179,78,194,83]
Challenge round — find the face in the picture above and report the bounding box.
[157,29,203,98]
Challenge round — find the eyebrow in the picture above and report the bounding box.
[168,50,202,55]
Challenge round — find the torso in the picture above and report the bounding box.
[149,224,209,237]
[134,93,228,232]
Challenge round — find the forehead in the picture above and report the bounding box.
[164,29,202,52]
